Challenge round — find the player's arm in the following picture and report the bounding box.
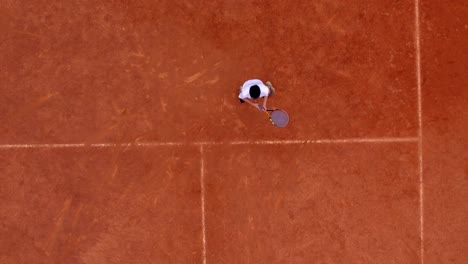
[262,95,268,109]
[244,98,264,111]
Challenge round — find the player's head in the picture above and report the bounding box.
[249,85,261,99]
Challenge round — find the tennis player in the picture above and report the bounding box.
[238,79,275,111]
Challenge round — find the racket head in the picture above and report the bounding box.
[269,109,289,127]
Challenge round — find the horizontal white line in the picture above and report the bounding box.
[0,143,90,149]
[0,142,186,149]
[222,137,418,145]
[0,137,418,149]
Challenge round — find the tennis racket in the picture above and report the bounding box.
[258,105,289,127]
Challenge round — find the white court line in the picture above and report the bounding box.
[224,137,418,145]
[199,145,207,264]
[414,0,424,263]
[0,142,184,149]
[0,137,418,149]
[0,143,96,149]
[0,137,419,149]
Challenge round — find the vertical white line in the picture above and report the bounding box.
[414,0,424,263]
[200,145,207,264]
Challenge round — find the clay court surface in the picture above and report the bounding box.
[0,1,466,263]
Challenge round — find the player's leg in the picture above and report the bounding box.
[266,81,275,96]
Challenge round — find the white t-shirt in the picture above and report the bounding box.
[238,79,270,99]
